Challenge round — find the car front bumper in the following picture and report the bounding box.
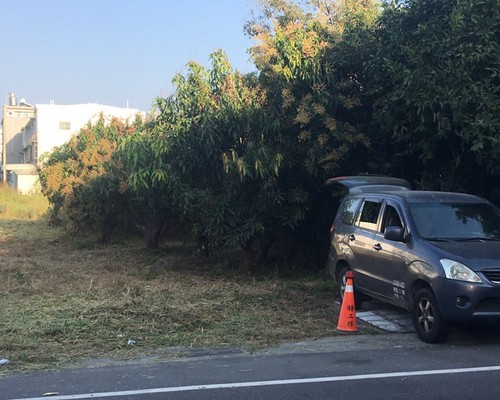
[433,276,500,323]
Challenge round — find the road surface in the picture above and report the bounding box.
[2,326,500,400]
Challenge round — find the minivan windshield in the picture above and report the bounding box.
[409,202,500,240]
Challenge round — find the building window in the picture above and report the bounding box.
[59,121,71,130]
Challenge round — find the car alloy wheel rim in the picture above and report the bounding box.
[417,298,434,333]
[340,274,347,300]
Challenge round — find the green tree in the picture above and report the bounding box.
[151,50,298,265]
[368,0,500,201]
[39,116,142,242]
[246,0,381,265]
[119,123,182,249]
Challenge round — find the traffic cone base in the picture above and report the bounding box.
[336,272,358,333]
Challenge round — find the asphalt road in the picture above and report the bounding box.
[2,326,500,400]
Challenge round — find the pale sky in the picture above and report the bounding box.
[1,0,257,113]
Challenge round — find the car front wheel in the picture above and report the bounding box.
[412,287,450,343]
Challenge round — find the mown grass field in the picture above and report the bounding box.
[0,186,373,373]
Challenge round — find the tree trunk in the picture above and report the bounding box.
[100,217,117,244]
[145,216,166,249]
[242,232,275,272]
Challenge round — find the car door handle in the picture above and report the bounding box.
[348,234,356,241]
[373,243,382,251]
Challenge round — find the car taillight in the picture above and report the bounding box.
[330,223,335,233]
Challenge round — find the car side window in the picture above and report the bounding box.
[341,198,363,225]
[381,205,403,232]
[358,200,382,230]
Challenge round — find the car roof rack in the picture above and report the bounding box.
[325,175,412,191]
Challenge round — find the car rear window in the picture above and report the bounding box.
[341,198,362,225]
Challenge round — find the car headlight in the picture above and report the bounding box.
[440,259,483,283]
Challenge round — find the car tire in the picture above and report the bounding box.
[412,287,450,343]
[337,267,363,309]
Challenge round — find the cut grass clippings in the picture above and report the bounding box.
[0,190,376,373]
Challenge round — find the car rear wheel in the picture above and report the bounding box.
[412,287,450,343]
[337,267,363,309]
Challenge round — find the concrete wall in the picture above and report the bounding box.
[12,171,39,195]
[2,104,35,164]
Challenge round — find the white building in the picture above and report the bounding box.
[1,94,35,186]
[7,164,39,195]
[0,99,145,194]
[22,103,144,165]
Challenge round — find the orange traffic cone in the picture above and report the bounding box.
[336,271,358,333]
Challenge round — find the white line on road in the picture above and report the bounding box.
[11,365,500,400]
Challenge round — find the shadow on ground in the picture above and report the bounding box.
[357,298,500,345]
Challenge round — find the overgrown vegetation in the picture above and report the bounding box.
[36,0,500,269]
[0,195,360,373]
[36,0,499,272]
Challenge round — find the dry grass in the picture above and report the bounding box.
[0,190,372,373]
[0,186,48,220]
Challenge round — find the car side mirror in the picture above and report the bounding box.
[384,226,405,242]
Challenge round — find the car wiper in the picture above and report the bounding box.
[425,237,453,242]
[454,237,500,242]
